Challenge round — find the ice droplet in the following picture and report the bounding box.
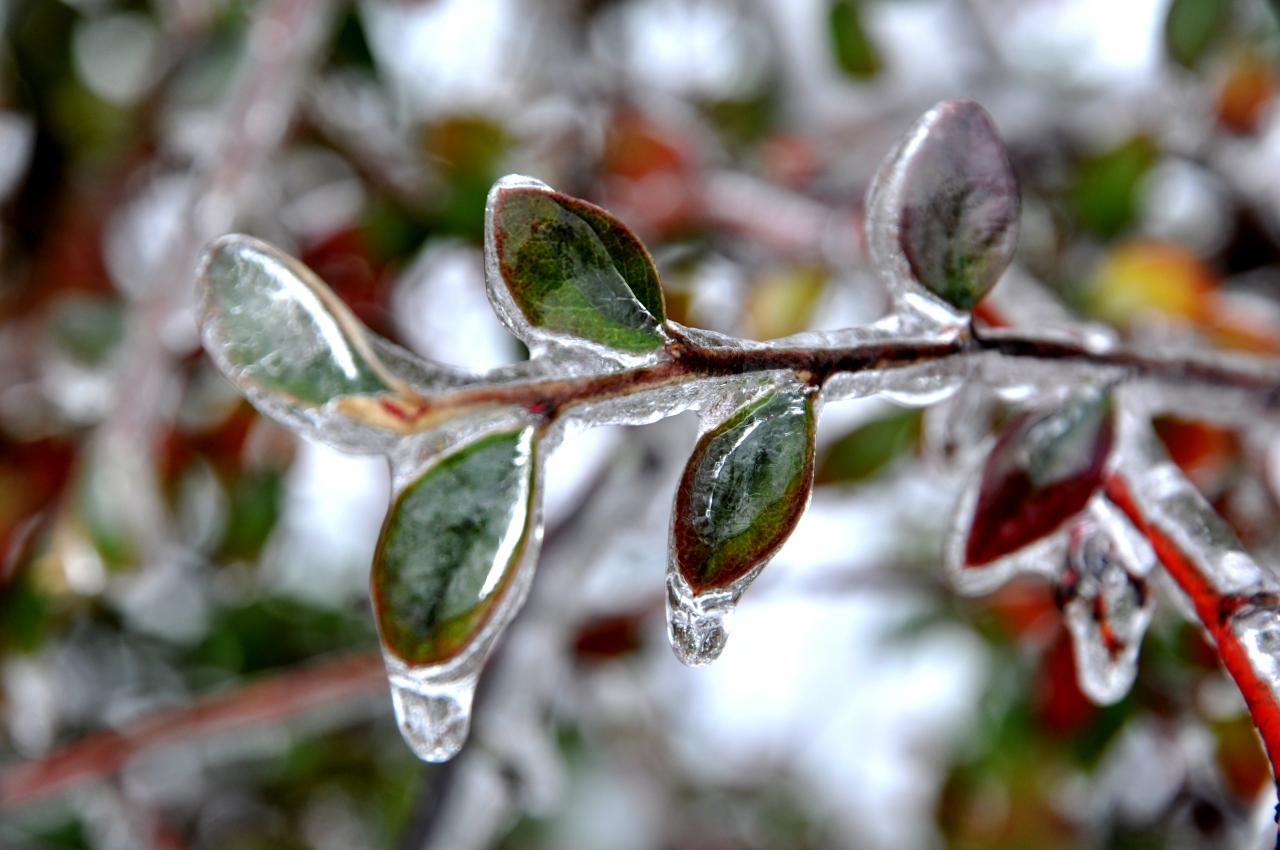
[388,673,477,762]
[1060,514,1155,705]
[876,373,961,407]
[666,572,734,667]
[1229,602,1280,694]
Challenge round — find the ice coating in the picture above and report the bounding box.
[373,428,538,666]
[371,418,547,758]
[1060,509,1155,705]
[1228,603,1280,710]
[199,234,396,404]
[196,234,473,454]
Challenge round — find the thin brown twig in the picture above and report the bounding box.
[0,650,384,811]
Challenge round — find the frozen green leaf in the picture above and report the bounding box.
[373,429,538,666]
[673,384,816,593]
[487,179,667,353]
[198,235,394,406]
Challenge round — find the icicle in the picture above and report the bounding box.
[387,670,478,762]
[1059,503,1155,705]
[666,571,734,667]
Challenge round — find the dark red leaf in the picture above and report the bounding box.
[965,395,1114,566]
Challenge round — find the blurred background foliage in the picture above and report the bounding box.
[2,0,1280,848]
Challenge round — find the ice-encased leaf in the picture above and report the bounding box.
[866,99,1019,312]
[486,176,667,354]
[199,234,396,405]
[1059,513,1155,705]
[373,427,538,666]
[672,382,816,594]
[966,393,1114,567]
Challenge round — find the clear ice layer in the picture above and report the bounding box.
[1061,509,1155,705]
[665,571,734,667]
[388,672,478,762]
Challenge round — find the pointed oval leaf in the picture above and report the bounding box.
[374,428,538,667]
[673,384,816,593]
[487,178,667,353]
[199,235,394,405]
[965,394,1114,567]
[868,100,1020,311]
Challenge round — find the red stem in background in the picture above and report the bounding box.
[1104,473,1280,843]
[0,651,384,811]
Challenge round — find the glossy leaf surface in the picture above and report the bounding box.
[200,235,392,405]
[1059,517,1154,705]
[673,384,816,593]
[893,100,1020,310]
[965,395,1114,567]
[374,429,536,666]
[489,182,667,352]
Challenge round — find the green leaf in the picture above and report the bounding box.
[198,235,394,406]
[1068,136,1156,237]
[673,384,816,593]
[868,100,1021,312]
[487,178,667,353]
[815,407,920,484]
[373,429,538,666]
[1165,0,1230,69]
[829,0,881,79]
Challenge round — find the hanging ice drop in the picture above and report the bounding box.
[1059,509,1155,705]
[666,572,734,666]
[388,672,477,762]
[666,379,817,666]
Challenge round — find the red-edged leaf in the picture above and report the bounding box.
[673,383,817,593]
[965,395,1114,566]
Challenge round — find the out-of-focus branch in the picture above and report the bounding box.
[698,171,865,266]
[102,0,338,556]
[0,650,384,810]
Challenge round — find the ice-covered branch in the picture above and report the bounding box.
[1104,423,1280,813]
[194,95,1280,819]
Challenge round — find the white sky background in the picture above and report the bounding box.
[294,1,1174,846]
